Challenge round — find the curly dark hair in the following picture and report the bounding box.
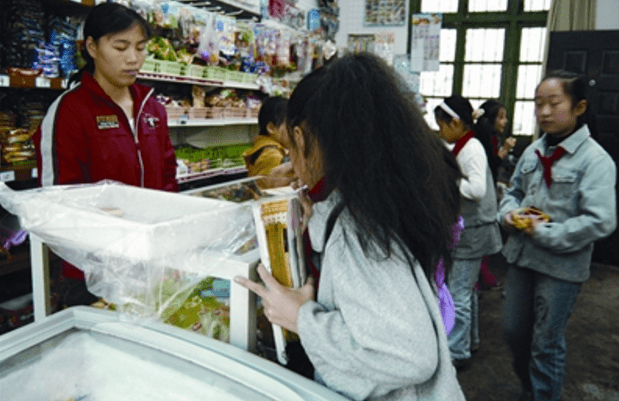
[286,52,462,282]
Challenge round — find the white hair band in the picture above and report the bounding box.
[439,102,461,120]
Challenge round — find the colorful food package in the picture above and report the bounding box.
[1,128,35,165]
[512,206,551,230]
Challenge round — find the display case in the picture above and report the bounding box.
[0,180,261,350]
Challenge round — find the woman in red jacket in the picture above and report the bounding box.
[33,3,178,307]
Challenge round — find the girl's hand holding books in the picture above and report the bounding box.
[235,264,315,333]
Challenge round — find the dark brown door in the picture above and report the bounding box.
[547,31,619,265]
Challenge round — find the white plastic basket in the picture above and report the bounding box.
[0,181,252,263]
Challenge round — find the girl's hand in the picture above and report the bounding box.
[503,211,519,233]
[234,265,315,333]
[504,136,516,150]
[260,162,296,189]
[498,137,517,159]
[522,214,546,237]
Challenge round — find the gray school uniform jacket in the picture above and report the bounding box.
[451,138,503,260]
[297,191,466,401]
[498,125,617,282]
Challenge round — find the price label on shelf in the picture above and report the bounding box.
[0,171,16,182]
[0,75,9,87]
[35,77,51,88]
[32,168,38,178]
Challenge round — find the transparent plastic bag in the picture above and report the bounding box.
[0,180,257,328]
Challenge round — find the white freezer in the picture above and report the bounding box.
[0,307,348,401]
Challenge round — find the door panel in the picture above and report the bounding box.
[547,31,619,265]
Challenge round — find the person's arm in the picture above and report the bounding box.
[458,140,487,201]
[497,137,516,159]
[36,100,89,186]
[498,150,528,230]
[251,147,285,177]
[259,161,295,189]
[532,154,617,253]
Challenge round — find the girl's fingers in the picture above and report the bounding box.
[234,275,267,298]
[256,264,281,290]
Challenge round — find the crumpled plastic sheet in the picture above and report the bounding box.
[0,180,257,323]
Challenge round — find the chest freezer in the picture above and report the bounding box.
[0,307,348,401]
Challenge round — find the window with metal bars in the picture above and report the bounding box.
[411,0,550,135]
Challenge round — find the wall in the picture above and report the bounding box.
[334,0,410,55]
[596,0,619,30]
[335,0,619,50]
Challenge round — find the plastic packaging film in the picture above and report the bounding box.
[0,180,257,326]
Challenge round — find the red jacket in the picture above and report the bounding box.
[34,72,178,279]
[34,71,177,191]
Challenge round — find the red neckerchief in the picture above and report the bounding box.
[451,131,476,157]
[307,176,334,203]
[535,147,566,188]
[303,176,333,284]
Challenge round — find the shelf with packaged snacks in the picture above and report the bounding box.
[175,143,249,184]
[138,60,260,91]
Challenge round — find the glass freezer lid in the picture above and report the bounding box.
[1,330,285,401]
[0,308,346,401]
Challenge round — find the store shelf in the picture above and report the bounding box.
[169,118,258,128]
[137,72,260,90]
[178,0,261,20]
[0,166,38,183]
[177,166,247,184]
[44,0,94,6]
[216,0,260,15]
[0,75,67,90]
[259,18,308,34]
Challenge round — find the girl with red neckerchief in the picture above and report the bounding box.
[499,71,616,401]
[434,95,503,370]
[236,53,466,401]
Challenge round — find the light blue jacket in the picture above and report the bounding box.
[498,125,617,282]
[297,191,465,401]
